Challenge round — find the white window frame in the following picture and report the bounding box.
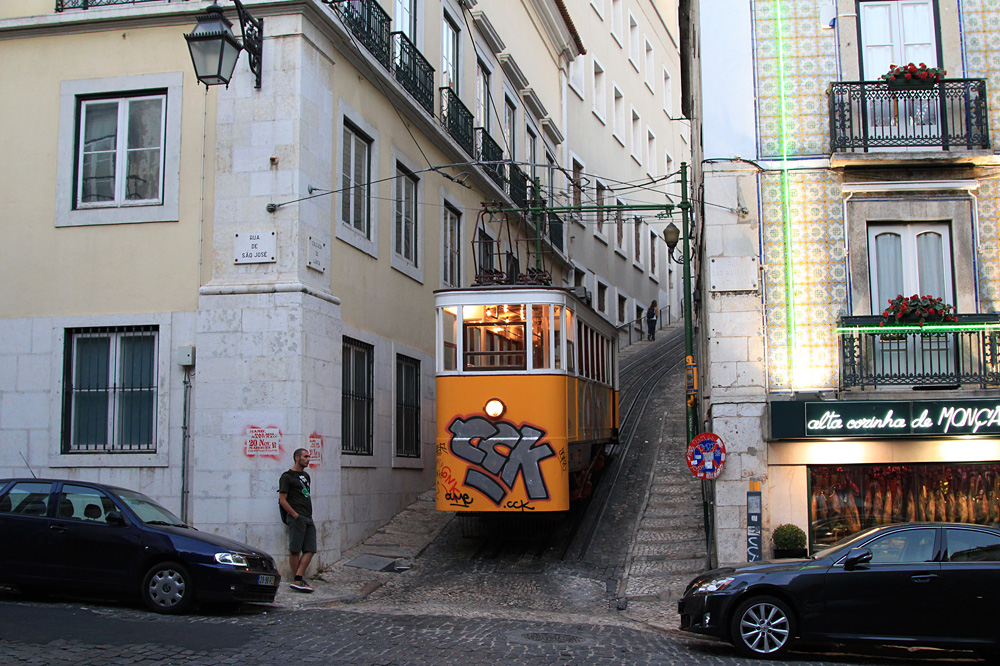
[395,0,418,42]
[663,67,674,115]
[614,197,627,255]
[503,94,518,160]
[633,215,644,269]
[628,12,640,71]
[392,150,424,282]
[594,180,609,243]
[592,56,607,123]
[337,101,380,257]
[646,128,657,178]
[56,73,182,228]
[442,198,462,287]
[630,107,642,164]
[591,0,605,19]
[612,84,625,146]
[442,12,461,92]
[475,58,492,131]
[570,155,586,225]
[568,55,585,100]
[611,0,623,46]
[644,38,655,92]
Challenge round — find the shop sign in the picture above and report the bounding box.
[686,432,726,480]
[803,399,1000,438]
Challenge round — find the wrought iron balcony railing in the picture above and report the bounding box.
[829,79,990,152]
[56,0,160,9]
[337,0,392,71]
[440,87,475,157]
[839,314,1000,390]
[475,128,506,188]
[548,210,564,251]
[391,32,434,115]
[507,164,529,209]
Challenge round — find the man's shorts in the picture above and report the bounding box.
[287,515,317,554]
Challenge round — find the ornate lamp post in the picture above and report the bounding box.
[185,0,263,89]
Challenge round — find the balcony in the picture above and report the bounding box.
[548,211,564,252]
[391,32,434,115]
[55,0,160,8]
[507,164,529,208]
[829,79,990,157]
[337,0,392,71]
[839,314,1000,390]
[475,128,506,188]
[440,87,475,157]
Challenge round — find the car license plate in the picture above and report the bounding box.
[257,575,276,586]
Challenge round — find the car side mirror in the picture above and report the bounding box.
[106,510,127,526]
[843,547,873,571]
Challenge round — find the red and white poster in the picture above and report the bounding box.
[308,432,324,465]
[245,426,281,456]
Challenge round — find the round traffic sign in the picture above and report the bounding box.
[685,432,726,480]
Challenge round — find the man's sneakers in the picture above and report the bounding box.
[289,578,314,592]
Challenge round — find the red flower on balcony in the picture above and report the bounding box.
[879,294,957,328]
[879,62,947,83]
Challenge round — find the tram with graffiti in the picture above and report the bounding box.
[434,285,619,513]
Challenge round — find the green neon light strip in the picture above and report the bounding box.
[774,0,796,377]
[837,324,1000,334]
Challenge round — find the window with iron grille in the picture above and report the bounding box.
[395,355,421,458]
[342,337,374,455]
[62,326,158,453]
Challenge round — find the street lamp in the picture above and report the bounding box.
[185,0,263,89]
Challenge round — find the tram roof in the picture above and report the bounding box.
[434,285,583,306]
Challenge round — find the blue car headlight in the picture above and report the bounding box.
[693,576,735,594]
[214,552,249,567]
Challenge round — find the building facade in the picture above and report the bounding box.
[0,0,689,575]
[700,0,1000,565]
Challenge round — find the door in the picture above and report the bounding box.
[822,527,941,639]
[860,1,939,146]
[869,222,955,381]
[0,481,54,583]
[45,483,140,592]
[937,527,1000,642]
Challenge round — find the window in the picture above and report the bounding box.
[597,283,608,313]
[443,204,461,287]
[631,108,642,162]
[634,216,642,264]
[592,58,606,120]
[56,485,116,524]
[945,529,1000,562]
[665,151,675,196]
[395,355,421,458]
[572,159,584,210]
[504,97,517,159]
[859,0,936,80]
[591,0,605,18]
[62,326,158,453]
[650,230,658,275]
[868,222,954,312]
[395,0,417,40]
[342,122,372,238]
[615,198,625,249]
[596,181,607,235]
[611,0,623,44]
[865,528,937,564]
[618,295,627,324]
[646,129,657,177]
[478,229,495,275]
[475,60,491,130]
[545,152,556,206]
[76,94,165,209]
[568,55,585,97]
[442,14,460,91]
[526,125,538,182]
[644,39,655,90]
[628,12,640,70]
[663,68,673,114]
[342,337,374,455]
[394,164,419,266]
[613,86,625,143]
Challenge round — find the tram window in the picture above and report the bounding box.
[532,305,551,370]
[566,309,575,373]
[553,305,562,370]
[463,303,526,370]
[442,307,457,371]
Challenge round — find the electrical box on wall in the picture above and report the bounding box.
[177,345,196,367]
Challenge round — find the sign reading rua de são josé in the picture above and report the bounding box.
[780,399,1000,438]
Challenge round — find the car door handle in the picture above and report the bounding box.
[49,525,66,533]
[910,574,938,583]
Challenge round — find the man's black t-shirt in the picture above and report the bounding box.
[278,470,312,519]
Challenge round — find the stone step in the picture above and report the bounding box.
[634,528,705,543]
[624,574,699,602]
[628,556,707,576]
[636,515,704,529]
[631,544,706,561]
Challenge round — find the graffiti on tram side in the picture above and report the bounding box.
[446,416,555,506]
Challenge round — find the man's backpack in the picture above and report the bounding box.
[279,501,289,524]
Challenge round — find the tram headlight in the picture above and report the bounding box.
[484,398,506,418]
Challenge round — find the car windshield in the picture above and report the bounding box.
[811,525,883,560]
[115,489,186,526]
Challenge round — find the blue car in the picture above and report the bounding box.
[0,478,280,614]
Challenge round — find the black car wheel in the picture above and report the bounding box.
[729,595,795,658]
[142,561,194,614]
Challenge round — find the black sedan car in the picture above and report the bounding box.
[0,478,280,613]
[679,522,1000,658]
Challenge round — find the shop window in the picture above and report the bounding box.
[809,463,1000,550]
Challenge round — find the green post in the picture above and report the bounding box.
[679,162,699,442]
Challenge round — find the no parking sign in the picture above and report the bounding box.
[685,432,726,480]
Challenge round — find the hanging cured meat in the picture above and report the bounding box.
[935,484,947,522]
[845,484,862,533]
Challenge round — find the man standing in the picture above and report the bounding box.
[278,448,315,592]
